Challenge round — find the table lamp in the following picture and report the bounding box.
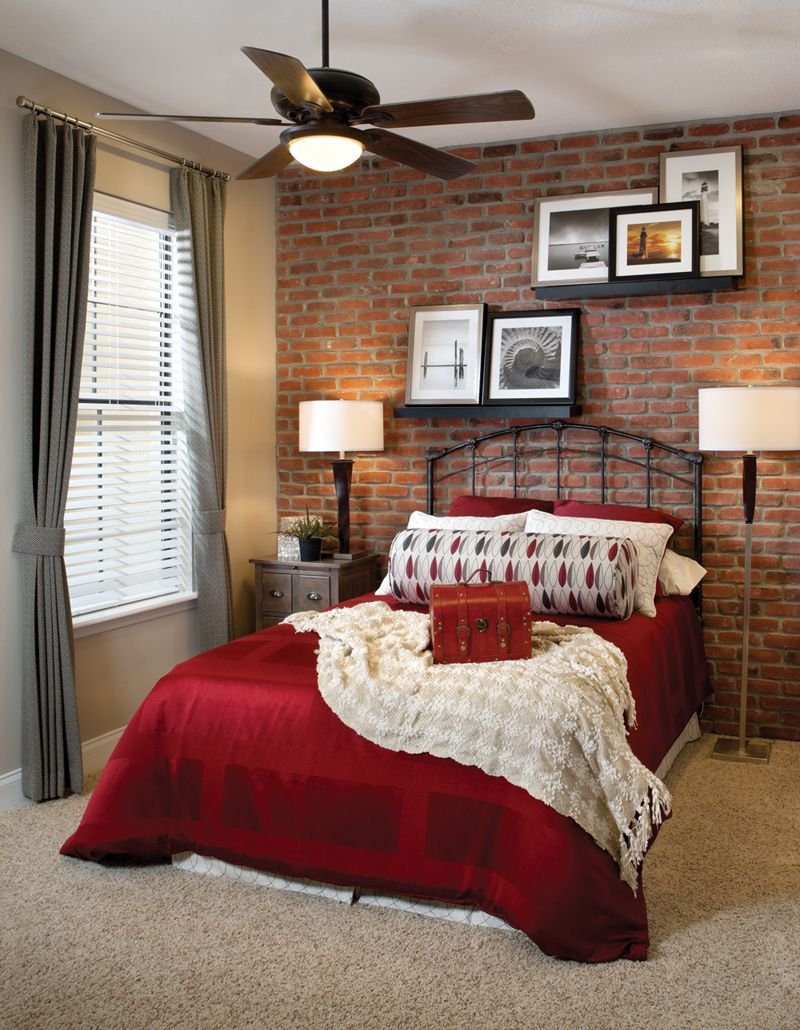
[698,385,800,763]
[299,399,384,558]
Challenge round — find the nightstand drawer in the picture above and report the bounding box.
[294,575,331,612]
[260,571,293,615]
[251,553,379,631]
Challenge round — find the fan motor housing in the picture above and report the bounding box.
[271,67,380,121]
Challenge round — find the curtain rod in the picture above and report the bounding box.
[16,96,231,182]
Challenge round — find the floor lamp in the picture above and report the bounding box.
[298,399,384,558]
[698,386,800,763]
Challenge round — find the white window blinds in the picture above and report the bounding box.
[64,193,192,617]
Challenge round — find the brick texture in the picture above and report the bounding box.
[274,110,800,741]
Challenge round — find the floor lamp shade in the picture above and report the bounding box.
[698,387,800,453]
[298,400,384,556]
[697,386,800,763]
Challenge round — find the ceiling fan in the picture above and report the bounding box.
[97,0,535,180]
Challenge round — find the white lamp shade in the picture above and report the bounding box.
[698,387,800,452]
[299,400,384,454]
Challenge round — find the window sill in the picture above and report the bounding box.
[72,592,198,639]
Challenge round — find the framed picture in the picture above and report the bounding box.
[531,188,657,287]
[659,145,743,276]
[608,202,699,282]
[482,309,580,406]
[405,303,486,405]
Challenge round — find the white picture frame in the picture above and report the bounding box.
[404,304,486,405]
[531,188,658,287]
[659,145,743,276]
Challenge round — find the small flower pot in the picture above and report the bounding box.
[298,537,323,562]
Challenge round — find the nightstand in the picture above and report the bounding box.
[250,552,381,630]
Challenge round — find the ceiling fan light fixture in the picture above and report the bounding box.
[287,133,364,172]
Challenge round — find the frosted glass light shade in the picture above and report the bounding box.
[288,134,364,172]
[299,400,384,455]
[698,387,800,452]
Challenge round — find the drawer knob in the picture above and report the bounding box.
[307,591,323,602]
[270,589,284,598]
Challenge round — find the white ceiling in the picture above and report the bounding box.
[2,0,799,163]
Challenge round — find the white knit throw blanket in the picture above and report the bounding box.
[286,602,671,890]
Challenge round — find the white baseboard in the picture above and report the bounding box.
[81,726,126,776]
[0,767,27,813]
[0,724,125,813]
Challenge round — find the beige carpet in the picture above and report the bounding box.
[1,735,798,1030]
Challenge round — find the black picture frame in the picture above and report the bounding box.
[608,202,700,282]
[482,309,580,406]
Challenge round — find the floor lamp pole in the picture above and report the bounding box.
[738,520,752,752]
[712,453,771,763]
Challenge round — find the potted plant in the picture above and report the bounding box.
[283,508,337,562]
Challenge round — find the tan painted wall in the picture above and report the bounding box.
[0,48,277,775]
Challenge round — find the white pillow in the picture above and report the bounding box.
[376,510,528,595]
[658,549,707,596]
[523,509,673,617]
[406,510,529,532]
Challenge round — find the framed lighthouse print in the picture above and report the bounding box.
[405,304,486,405]
[659,145,743,276]
[608,202,699,282]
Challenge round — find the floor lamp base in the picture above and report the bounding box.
[711,736,771,763]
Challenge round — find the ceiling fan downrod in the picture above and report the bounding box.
[321,0,330,68]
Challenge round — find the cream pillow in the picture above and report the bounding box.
[658,549,707,596]
[524,509,673,617]
[406,510,529,532]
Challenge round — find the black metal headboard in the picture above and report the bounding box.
[426,421,704,567]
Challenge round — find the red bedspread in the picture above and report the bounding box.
[62,594,709,963]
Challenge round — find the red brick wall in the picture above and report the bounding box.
[275,110,800,741]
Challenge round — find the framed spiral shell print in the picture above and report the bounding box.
[482,309,580,406]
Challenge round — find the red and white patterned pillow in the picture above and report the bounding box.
[524,510,673,617]
[388,529,638,620]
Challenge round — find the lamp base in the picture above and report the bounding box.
[710,736,771,764]
[332,549,374,562]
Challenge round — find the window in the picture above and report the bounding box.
[64,194,192,619]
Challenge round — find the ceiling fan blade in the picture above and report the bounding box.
[241,47,333,112]
[237,143,294,180]
[355,90,534,129]
[364,128,476,180]
[97,112,287,125]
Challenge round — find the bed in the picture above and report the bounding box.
[61,422,711,963]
